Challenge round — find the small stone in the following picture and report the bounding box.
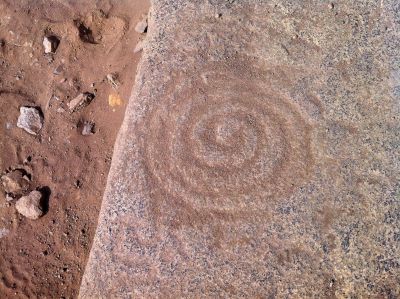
[53,64,64,75]
[67,92,95,112]
[82,122,95,135]
[15,190,44,220]
[1,169,30,194]
[5,194,14,202]
[43,36,60,54]
[17,107,43,135]
[135,18,148,34]
[106,73,119,89]
[133,40,145,53]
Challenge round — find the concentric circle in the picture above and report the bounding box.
[142,63,313,211]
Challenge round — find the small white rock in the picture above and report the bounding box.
[5,194,14,202]
[82,122,95,135]
[15,190,44,220]
[17,107,43,135]
[43,36,59,54]
[135,18,148,34]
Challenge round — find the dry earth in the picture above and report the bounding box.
[0,1,148,297]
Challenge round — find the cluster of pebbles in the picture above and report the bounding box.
[2,15,150,221]
[1,168,44,220]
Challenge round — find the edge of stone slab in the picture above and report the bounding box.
[78,1,158,297]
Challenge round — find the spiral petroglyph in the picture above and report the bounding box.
[142,62,314,211]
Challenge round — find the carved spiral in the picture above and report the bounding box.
[142,64,313,211]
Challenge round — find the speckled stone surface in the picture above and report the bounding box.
[80,1,400,297]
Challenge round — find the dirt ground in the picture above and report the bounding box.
[0,0,149,297]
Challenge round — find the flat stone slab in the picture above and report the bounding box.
[80,1,400,297]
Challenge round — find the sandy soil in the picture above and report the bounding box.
[0,0,149,297]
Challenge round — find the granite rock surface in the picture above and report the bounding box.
[80,0,400,297]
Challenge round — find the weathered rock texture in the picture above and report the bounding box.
[15,190,44,220]
[80,1,400,298]
[17,106,43,135]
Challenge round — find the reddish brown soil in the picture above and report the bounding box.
[0,1,149,297]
